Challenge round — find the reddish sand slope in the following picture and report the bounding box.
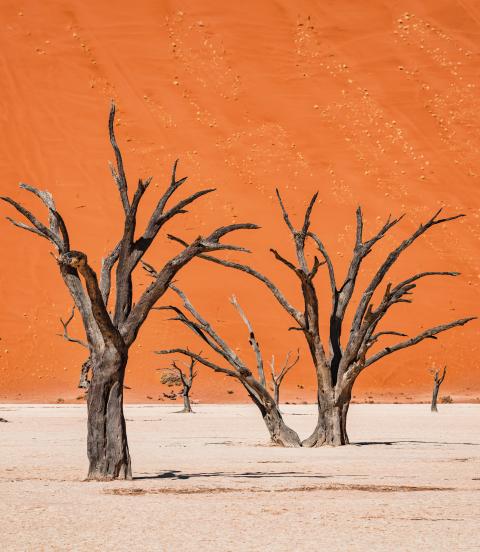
[0,0,479,403]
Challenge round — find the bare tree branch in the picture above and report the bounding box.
[275,188,295,235]
[19,183,60,237]
[269,349,300,404]
[437,366,447,385]
[119,222,259,346]
[1,194,64,251]
[108,102,129,214]
[167,285,249,374]
[307,232,336,296]
[230,295,266,386]
[4,217,47,239]
[364,317,476,368]
[57,306,88,349]
[351,209,465,335]
[367,330,407,348]
[344,271,464,371]
[99,241,121,306]
[167,235,304,327]
[155,348,237,377]
[155,303,234,365]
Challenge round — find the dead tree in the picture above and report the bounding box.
[158,359,197,413]
[156,286,302,447]
[57,306,91,389]
[431,367,447,412]
[168,192,475,447]
[0,103,257,479]
[269,350,300,405]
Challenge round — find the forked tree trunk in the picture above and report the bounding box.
[87,349,131,480]
[181,388,193,413]
[302,392,349,447]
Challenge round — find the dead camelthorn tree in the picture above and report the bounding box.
[431,367,447,412]
[0,103,257,479]
[269,350,300,406]
[168,191,475,447]
[155,286,302,447]
[57,306,91,389]
[158,359,197,413]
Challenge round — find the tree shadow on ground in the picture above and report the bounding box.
[134,470,366,481]
[352,440,480,446]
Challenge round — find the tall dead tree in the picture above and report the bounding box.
[431,366,447,412]
[168,191,475,447]
[156,286,302,447]
[269,350,300,405]
[1,103,257,479]
[158,359,197,413]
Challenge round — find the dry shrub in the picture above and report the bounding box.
[440,395,453,404]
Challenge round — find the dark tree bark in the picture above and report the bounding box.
[1,103,257,479]
[168,193,476,447]
[87,347,130,479]
[431,367,447,412]
[155,287,302,447]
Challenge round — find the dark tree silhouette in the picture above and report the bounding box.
[269,350,300,406]
[156,286,302,446]
[158,359,197,413]
[168,191,475,447]
[431,367,447,412]
[0,103,257,479]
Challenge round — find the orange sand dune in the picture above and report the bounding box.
[0,0,479,404]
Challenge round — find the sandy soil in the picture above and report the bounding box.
[0,1,479,404]
[1,403,479,551]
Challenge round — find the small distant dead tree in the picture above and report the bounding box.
[1,103,257,479]
[158,359,197,413]
[168,191,475,447]
[57,306,91,389]
[156,286,302,447]
[269,350,300,405]
[431,367,447,412]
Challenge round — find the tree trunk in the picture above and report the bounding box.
[181,388,193,413]
[87,348,131,480]
[340,400,350,445]
[273,383,280,406]
[260,401,301,447]
[242,383,301,447]
[302,393,349,447]
[431,385,440,412]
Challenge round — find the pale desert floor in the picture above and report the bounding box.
[1,404,479,551]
